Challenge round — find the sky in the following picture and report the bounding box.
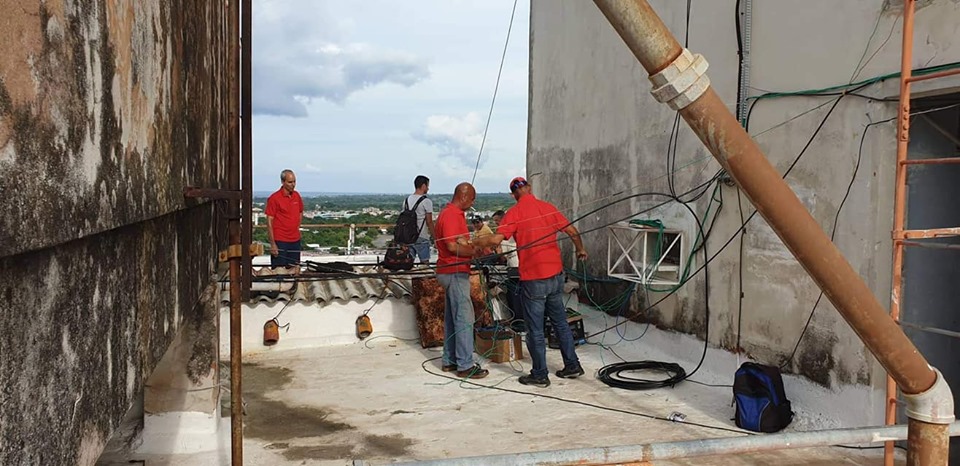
[252,0,530,194]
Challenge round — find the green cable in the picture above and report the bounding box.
[747,61,960,103]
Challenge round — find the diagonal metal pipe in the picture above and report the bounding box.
[362,422,960,465]
[590,0,949,462]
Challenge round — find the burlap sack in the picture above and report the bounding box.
[412,273,492,348]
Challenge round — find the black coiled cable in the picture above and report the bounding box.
[597,361,688,390]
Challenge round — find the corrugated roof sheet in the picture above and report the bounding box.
[219,265,417,304]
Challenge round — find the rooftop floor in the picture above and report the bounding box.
[100,306,902,465]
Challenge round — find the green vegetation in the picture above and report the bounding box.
[254,193,514,213]
[252,193,516,248]
[253,225,377,250]
[304,213,396,225]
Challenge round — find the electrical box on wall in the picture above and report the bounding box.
[606,221,684,286]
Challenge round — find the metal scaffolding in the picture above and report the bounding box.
[885,1,960,464]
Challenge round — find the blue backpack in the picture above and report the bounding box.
[733,362,793,433]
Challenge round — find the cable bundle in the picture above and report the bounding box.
[597,361,688,390]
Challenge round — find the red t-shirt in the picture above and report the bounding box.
[434,203,471,274]
[265,189,303,242]
[497,194,570,281]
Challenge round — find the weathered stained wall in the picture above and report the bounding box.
[0,0,227,257]
[0,0,228,464]
[530,0,960,426]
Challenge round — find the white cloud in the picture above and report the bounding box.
[303,163,323,174]
[412,112,485,168]
[252,0,531,193]
[253,0,430,117]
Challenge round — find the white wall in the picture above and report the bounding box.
[529,0,960,425]
[219,298,420,356]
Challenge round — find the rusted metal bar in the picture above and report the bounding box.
[901,240,960,250]
[228,0,243,463]
[241,0,253,301]
[906,67,960,84]
[899,321,960,340]
[908,418,950,465]
[589,1,945,462]
[900,157,960,165]
[183,187,242,200]
[891,3,957,462]
[367,422,960,466]
[896,227,960,239]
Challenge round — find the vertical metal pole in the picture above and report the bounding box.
[591,0,943,457]
[908,418,950,465]
[887,2,949,464]
[886,1,915,462]
[735,0,752,125]
[241,0,253,301]
[228,0,244,464]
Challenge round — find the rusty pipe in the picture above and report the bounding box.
[909,418,950,465]
[888,1,915,464]
[241,0,253,302]
[893,1,957,461]
[369,422,960,466]
[906,67,960,84]
[229,0,243,464]
[593,0,945,447]
[591,0,936,394]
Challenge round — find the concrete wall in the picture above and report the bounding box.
[0,0,228,464]
[529,0,960,424]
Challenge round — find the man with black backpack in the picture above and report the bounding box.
[397,175,434,263]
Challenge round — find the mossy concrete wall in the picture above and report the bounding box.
[0,0,229,463]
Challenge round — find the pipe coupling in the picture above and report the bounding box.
[648,48,710,110]
[903,367,955,424]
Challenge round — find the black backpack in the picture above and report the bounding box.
[382,241,414,271]
[733,362,793,433]
[394,196,427,245]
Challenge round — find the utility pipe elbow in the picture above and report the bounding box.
[903,367,955,424]
[647,48,710,111]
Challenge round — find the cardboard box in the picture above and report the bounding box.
[475,328,524,363]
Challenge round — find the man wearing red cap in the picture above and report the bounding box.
[472,176,587,387]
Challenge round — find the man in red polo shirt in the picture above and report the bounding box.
[472,176,587,387]
[266,169,304,268]
[434,182,488,379]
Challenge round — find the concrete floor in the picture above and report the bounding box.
[100,316,904,465]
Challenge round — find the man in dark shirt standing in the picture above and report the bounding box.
[266,169,304,268]
[472,177,587,387]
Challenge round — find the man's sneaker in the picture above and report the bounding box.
[518,374,551,387]
[556,365,585,379]
[442,364,457,372]
[456,364,489,379]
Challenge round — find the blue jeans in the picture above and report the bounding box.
[409,237,431,263]
[437,273,476,371]
[271,240,301,267]
[522,272,579,378]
